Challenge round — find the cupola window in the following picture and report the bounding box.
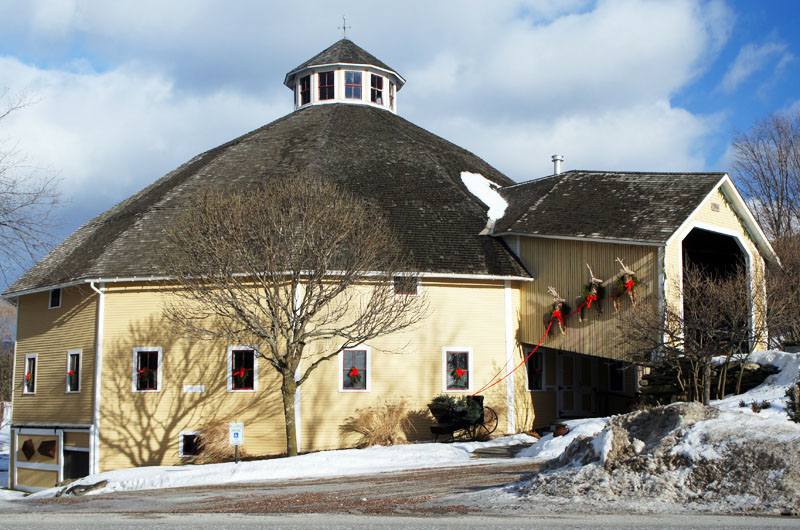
[345,71,362,99]
[318,71,334,101]
[298,75,311,106]
[370,74,384,105]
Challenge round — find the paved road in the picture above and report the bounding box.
[1,460,798,528]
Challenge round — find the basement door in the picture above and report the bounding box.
[557,352,597,418]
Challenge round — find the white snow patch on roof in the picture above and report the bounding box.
[460,171,508,221]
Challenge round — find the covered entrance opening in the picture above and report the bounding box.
[525,346,638,426]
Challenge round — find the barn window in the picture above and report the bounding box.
[228,347,258,392]
[392,276,419,295]
[345,71,362,99]
[49,288,61,309]
[370,74,383,104]
[298,75,311,105]
[341,348,370,391]
[24,354,37,394]
[67,350,81,393]
[526,350,545,391]
[133,347,162,392]
[318,71,334,100]
[444,348,472,391]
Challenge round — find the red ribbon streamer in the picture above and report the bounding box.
[586,294,597,308]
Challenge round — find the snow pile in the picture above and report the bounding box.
[505,351,800,514]
[0,402,18,498]
[26,433,537,499]
[460,171,507,221]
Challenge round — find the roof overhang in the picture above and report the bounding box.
[665,174,780,266]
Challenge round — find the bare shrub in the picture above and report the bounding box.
[191,420,249,463]
[341,399,415,448]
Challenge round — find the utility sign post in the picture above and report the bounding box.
[229,422,244,464]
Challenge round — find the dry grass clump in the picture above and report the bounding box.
[190,420,249,463]
[341,398,415,448]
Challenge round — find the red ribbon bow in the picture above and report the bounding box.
[348,367,360,377]
[552,310,563,323]
[137,369,145,374]
[67,370,74,376]
[455,368,466,378]
[586,294,597,308]
[624,280,635,291]
[25,373,30,380]
[233,368,245,378]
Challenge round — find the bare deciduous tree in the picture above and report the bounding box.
[0,89,60,284]
[160,176,427,456]
[731,111,800,240]
[767,236,800,346]
[621,264,770,405]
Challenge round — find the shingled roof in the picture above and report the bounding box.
[495,171,726,244]
[284,39,403,87]
[5,104,530,296]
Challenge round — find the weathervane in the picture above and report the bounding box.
[338,16,351,39]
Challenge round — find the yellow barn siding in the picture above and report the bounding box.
[13,287,97,425]
[64,431,90,448]
[15,468,58,490]
[299,279,513,451]
[96,278,518,469]
[664,189,768,351]
[516,237,659,360]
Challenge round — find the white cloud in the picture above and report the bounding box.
[719,41,790,93]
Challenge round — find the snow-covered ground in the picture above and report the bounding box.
[24,433,537,499]
[2,350,798,515]
[480,349,800,514]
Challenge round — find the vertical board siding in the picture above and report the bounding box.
[13,287,97,425]
[518,237,659,360]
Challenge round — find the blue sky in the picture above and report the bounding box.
[0,0,798,285]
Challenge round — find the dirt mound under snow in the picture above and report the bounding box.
[513,402,800,514]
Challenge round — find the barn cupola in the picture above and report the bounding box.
[283,39,405,114]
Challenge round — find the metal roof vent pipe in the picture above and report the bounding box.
[552,154,564,175]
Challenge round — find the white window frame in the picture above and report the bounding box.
[178,430,201,458]
[391,276,421,296]
[227,346,259,393]
[132,347,163,393]
[338,346,371,392]
[49,288,61,309]
[23,354,37,394]
[66,349,82,394]
[525,347,547,392]
[344,70,363,101]
[442,347,473,393]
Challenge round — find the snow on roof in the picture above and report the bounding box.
[461,171,508,222]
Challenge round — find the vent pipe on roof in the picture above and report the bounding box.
[552,154,564,175]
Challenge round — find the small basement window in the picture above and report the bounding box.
[345,71,362,99]
[393,276,419,295]
[370,74,384,104]
[318,71,334,100]
[49,288,61,309]
[179,431,201,458]
[526,349,544,391]
[299,75,311,105]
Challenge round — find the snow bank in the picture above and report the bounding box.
[26,434,537,499]
[460,171,507,221]
[502,351,800,514]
